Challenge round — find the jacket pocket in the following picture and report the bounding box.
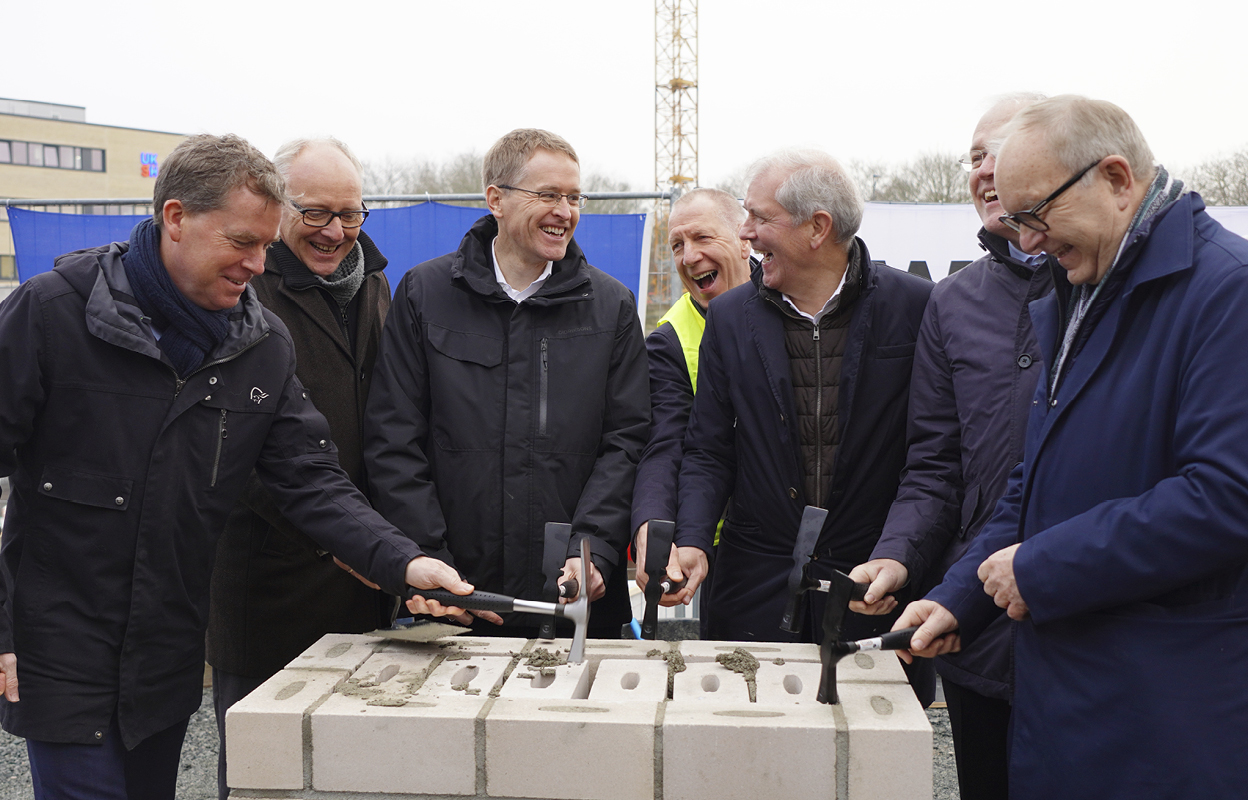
[427,323,504,367]
[874,342,916,359]
[38,465,133,511]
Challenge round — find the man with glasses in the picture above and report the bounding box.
[848,93,1050,800]
[897,95,1248,797]
[364,128,649,639]
[206,137,395,800]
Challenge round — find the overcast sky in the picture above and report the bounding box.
[6,0,1246,191]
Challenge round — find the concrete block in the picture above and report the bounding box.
[678,640,821,663]
[311,691,488,795]
[547,637,664,662]
[283,632,383,673]
[496,660,591,700]
[339,649,442,706]
[429,636,531,658]
[753,660,824,705]
[662,702,839,800]
[588,658,669,703]
[841,683,933,800]
[225,668,347,790]
[485,698,659,800]
[837,648,908,684]
[671,661,752,704]
[418,654,512,698]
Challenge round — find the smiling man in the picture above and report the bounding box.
[0,134,472,800]
[672,150,933,686]
[631,189,753,614]
[897,95,1248,798]
[364,128,649,640]
[849,92,1051,800]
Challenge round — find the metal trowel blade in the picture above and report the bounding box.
[369,619,471,642]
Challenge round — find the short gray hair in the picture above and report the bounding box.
[746,149,863,244]
[152,133,286,228]
[671,188,746,231]
[273,136,363,181]
[1004,94,1155,182]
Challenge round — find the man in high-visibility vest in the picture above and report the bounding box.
[632,188,754,617]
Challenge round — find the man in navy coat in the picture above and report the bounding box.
[899,95,1248,798]
[674,149,934,667]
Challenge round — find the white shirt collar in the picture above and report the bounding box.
[782,266,849,324]
[492,237,552,303]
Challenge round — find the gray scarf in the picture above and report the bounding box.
[311,240,366,311]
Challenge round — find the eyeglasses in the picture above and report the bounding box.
[498,185,589,209]
[998,160,1102,233]
[958,150,988,172]
[290,201,369,228]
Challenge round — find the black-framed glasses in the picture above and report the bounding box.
[958,149,988,172]
[498,185,589,209]
[291,201,369,228]
[999,160,1102,233]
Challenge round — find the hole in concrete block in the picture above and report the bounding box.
[530,672,556,689]
[274,681,306,701]
[870,695,894,715]
[377,664,400,684]
[701,675,721,693]
[783,674,803,695]
[619,672,641,691]
[451,665,479,686]
[854,652,875,670]
[326,643,352,658]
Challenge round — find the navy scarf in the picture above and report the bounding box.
[122,219,232,377]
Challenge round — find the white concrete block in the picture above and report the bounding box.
[678,640,821,663]
[671,661,752,704]
[225,669,347,790]
[340,649,442,705]
[418,654,512,698]
[662,702,839,800]
[547,637,664,662]
[837,648,909,684]
[311,691,488,795]
[497,661,591,700]
[431,636,532,657]
[588,658,669,703]
[485,698,659,800]
[283,632,383,673]
[752,660,824,705]
[841,683,933,800]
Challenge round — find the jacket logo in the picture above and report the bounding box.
[250,387,269,405]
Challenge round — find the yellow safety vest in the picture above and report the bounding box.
[657,293,724,545]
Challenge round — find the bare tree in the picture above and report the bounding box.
[1182,148,1248,206]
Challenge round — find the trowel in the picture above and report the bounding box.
[370,618,472,643]
[779,505,830,635]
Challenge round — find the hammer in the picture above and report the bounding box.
[780,505,830,634]
[540,522,579,640]
[407,537,593,664]
[640,519,686,640]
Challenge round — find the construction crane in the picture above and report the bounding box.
[652,0,698,314]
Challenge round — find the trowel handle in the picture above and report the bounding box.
[407,587,515,613]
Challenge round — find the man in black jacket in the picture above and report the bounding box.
[0,134,471,800]
[364,128,649,638]
[850,93,1053,799]
[206,137,397,800]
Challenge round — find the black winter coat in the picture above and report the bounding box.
[0,243,422,748]
[871,229,1053,699]
[677,242,933,642]
[363,215,649,631]
[207,234,394,679]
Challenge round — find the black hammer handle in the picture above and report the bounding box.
[406,587,516,613]
[559,579,580,599]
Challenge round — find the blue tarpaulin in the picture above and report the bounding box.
[9,203,649,302]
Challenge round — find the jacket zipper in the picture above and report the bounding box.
[539,338,549,437]
[813,322,822,507]
[211,409,227,487]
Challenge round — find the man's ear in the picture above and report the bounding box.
[162,199,186,242]
[485,185,505,217]
[808,209,836,250]
[1101,156,1136,210]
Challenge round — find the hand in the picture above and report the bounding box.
[403,556,503,625]
[334,557,380,590]
[664,546,708,606]
[561,553,606,602]
[893,600,961,664]
[977,544,1029,620]
[632,522,685,599]
[0,653,17,703]
[847,558,909,615]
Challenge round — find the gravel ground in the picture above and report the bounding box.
[0,684,959,800]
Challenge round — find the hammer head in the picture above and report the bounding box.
[816,570,868,705]
[560,536,593,664]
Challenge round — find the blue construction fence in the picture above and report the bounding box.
[8,203,649,303]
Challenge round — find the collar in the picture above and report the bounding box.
[491,236,553,303]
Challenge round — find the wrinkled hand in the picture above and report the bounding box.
[977,544,1028,620]
[633,522,685,602]
[847,558,909,615]
[664,546,708,606]
[334,557,380,590]
[561,554,606,602]
[0,653,17,703]
[404,556,503,626]
[893,600,961,664]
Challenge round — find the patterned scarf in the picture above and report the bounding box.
[1047,165,1184,402]
[287,239,365,311]
[122,218,232,378]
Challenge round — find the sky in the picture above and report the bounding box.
[5,0,1247,192]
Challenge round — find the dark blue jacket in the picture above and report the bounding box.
[677,241,933,642]
[870,230,1053,700]
[930,194,1248,798]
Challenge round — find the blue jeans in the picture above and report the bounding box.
[27,716,189,800]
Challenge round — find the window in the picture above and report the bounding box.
[29,144,42,167]
[11,142,27,165]
[0,140,106,172]
[0,141,9,163]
